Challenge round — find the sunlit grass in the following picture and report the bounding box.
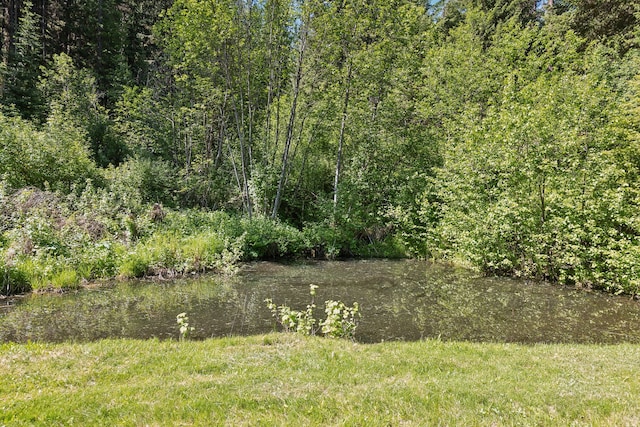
[1,335,639,426]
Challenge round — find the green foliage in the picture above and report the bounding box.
[40,53,127,167]
[13,257,81,292]
[1,0,640,296]
[106,157,179,208]
[117,230,227,278]
[176,312,195,341]
[265,295,317,335]
[301,222,352,259]
[0,112,98,193]
[240,218,305,260]
[1,1,45,120]
[55,0,134,106]
[118,252,151,279]
[0,263,30,296]
[266,284,360,339]
[565,0,639,54]
[48,269,81,290]
[320,300,360,339]
[114,86,174,159]
[75,241,123,279]
[426,30,640,294]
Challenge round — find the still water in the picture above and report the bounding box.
[1,260,639,344]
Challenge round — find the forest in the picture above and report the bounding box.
[1,0,639,296]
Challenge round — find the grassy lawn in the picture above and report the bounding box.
[1,334,639,426]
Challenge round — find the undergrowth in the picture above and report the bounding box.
[0,187,405,296]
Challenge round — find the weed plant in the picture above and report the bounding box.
[0,263,29,295]
[176,312,194,341]
[266,285,360,339]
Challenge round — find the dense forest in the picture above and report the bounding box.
[1,0,639,296]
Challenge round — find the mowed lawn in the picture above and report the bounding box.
[1,334,639,426]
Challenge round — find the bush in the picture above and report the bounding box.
[74,240,124,279]
[118,230,227,278]
[0,263,30,296]
[118,251,151,278]
[106,157,179,209]
[0,111,98,193]
[241,218,306,260]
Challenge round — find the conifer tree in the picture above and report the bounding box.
[1,0,45,120]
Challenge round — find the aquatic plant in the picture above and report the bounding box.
[320,300,360,339]
[176,312,195,341]
[265,284,360,339]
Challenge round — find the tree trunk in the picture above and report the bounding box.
[333,57,353,211]
[272,22,307,219]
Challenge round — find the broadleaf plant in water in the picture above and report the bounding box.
[176,312,194,341]
[265,284,360,339]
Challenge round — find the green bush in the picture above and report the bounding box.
[0,263,30,296]
[106,157,179,209]
[49,268,80,290]
[241,218,305,260]
[118,251,151,278]
[117,229,228,278]
[301,223,348,259]
[0,187,409,297]
[74,240,124,280]
[0,111,98,193]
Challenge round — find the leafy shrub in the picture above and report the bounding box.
[118,251,151,278]
[266,285,361,339]
[181,233,226,272]
[266,286,317,335]
[74,240,124,279]
[301,222,350,259]
[106,157,179,209]
[0,111,98,193]
[320,300,360,339]
[118,229,228,278]
[176,312,195,341]
[49,269,80,290]
[12,255,82,292]
[241,217,305,260]
[0,263,30,296]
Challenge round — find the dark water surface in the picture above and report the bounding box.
[1,260,639,344]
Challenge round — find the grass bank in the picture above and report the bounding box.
[1,334,639,426]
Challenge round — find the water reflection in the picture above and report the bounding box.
[1,260,639,344]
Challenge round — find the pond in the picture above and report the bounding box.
[1,259,640,344]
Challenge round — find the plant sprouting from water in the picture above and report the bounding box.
[176,312,195,341]
[265,284,317,335]
[265,284,360,339]
[320,300,360,339]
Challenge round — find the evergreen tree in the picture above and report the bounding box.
[565,0,639,53]
[1,0,45,120]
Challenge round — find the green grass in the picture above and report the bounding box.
[1,335,639,426]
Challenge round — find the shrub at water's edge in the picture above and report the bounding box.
[4,184,640,298]
[4,183,640,298]
[0,187,406,296]
[0,263,30,295]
